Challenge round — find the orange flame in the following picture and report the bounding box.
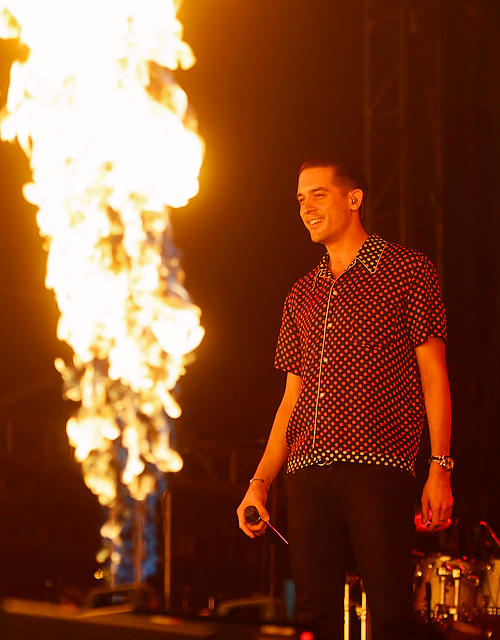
[0,1,204,570]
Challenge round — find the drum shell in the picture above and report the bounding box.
[477,559,500,615]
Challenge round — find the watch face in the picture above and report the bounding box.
[441,457,454,471]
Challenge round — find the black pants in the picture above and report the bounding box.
[285,463,424,640]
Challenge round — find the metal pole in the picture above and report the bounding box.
[134,499,146,585]
[344,582,350,640]
[164,491,172,610]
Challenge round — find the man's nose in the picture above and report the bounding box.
[301,197,315,213]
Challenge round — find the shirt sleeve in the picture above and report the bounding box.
[405,254,447,348]
[274,289,302,375]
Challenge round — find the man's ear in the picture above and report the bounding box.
[349,188,363,210]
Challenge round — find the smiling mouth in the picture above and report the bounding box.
[308,218,323,228]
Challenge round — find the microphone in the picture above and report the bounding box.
[243,505,288,546]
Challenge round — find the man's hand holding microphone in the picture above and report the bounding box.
[237,478,288,546]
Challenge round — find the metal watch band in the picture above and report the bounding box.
[428,455,454,471]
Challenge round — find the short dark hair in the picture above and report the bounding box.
[299,154,369,202]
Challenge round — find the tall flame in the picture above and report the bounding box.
[0,1,204,576]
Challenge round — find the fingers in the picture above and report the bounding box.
[420,499,453,531]
[421,500,430,526]
[432,497,453,525]
[236,502,269,538]
[237,480,271,538]
[426,511,450,531]
[247,520,269,538]
[420,474,453,530]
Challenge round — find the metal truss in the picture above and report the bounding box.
[363,0,444,283]
[0,416,99,559]
[172,436,267,490]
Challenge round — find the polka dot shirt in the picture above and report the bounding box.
[274,234,447,476]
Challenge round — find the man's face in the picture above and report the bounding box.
[297,166,353,247]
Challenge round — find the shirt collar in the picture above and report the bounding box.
[355,234,387,274]
[313,234,387,287]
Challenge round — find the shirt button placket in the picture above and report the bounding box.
[313,281,336,463]
[329,286,338,329]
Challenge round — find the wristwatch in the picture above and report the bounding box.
[428,455,455,471]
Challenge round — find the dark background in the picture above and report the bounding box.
[0,0,499,615]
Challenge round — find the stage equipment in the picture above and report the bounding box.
[414,555,479,622]
[343,576,371,640]
[477,560,500,616]
[0,597,316,640]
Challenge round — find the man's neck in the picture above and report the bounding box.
[326,230,369,279]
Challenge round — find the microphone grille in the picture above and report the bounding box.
[244,505,261,525]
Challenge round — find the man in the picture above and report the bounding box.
[237,156,453,640]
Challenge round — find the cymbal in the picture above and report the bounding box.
[414,512,452,533]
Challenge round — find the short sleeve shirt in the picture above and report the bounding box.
[274,234,447,476]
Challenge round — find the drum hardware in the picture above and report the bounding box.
[356,589,369,640]
[414,555,479,623]
[344,577,371,640]
[436,564,467,622]
[411,518,500,636]
[344,583,350,640]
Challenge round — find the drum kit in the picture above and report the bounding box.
[342,518,500,638]
[412,517,500,638]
